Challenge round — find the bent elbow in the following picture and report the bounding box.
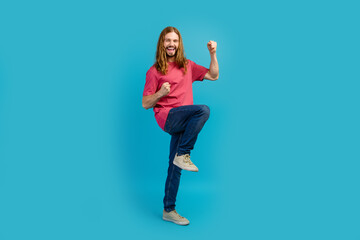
[142,103,152,110]
[142,102,148,110]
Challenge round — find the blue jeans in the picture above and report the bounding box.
[163,105,210,212]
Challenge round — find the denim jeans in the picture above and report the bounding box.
[163,105,210,212]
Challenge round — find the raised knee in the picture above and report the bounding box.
[200,105,210,119]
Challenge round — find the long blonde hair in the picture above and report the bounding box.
[155,26,187,75]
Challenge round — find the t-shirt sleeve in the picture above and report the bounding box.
[190,60,209,82]
[143,69,158,96]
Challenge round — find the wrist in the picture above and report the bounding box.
[155,91,164,98]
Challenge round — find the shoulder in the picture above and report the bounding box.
[146,64,156,73]
[186,59,205,71]
[146,64,159,76]
[186,59,195,70]
[187,59,194,65]
[187,59,202,68]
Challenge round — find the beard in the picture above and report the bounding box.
[165,47,177,58]
[166,51,176,58]
[166,53,176,58]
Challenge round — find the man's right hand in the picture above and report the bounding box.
[159,82,171,97]
[142,82,171,110]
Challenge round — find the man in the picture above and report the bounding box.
[142,26,219,225]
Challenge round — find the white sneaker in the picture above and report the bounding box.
[163,210,190,225]
[173,153,199,172]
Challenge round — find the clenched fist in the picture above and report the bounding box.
[159,82,171,97]
[207,40,217,54]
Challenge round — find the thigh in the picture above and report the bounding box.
[164,105,204,134]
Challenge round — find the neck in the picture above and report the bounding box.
[167,56,175,62]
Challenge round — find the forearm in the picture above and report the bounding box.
[142,91,163,109]
[209,53,219,79]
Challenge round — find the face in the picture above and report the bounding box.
[163,31,179,58]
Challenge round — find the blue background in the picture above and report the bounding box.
[0,0,359,239]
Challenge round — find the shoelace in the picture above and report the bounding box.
[183,154,193,165]
[173,210,185,219]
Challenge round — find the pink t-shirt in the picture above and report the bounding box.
[143,59,209,131]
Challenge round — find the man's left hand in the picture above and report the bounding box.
[207,40,217,54]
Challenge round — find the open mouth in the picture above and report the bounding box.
[166,47,176,53]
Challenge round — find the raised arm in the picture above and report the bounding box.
[142,82,171,109]
[204,40,219,81]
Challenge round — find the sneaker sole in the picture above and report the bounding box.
[173,160,199,172]
[162,217,190,226]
